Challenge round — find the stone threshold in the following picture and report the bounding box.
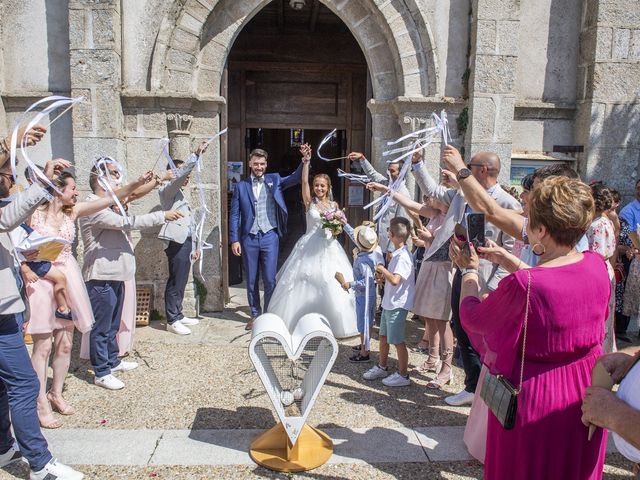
[42,426,618,466]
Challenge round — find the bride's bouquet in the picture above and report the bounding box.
[320,209,347,238]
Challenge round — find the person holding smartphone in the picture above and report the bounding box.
[410,149,522,407]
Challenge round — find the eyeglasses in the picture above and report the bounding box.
[466,163,485,169]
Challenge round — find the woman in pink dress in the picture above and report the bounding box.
[451,177,609,479]
[25,170,151,428]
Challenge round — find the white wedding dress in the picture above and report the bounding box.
[267,203,358,338]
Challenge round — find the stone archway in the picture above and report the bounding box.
[150,0,439,101]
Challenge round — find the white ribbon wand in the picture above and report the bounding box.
[337,169,369,185]
[363,264,374,351]
[191,128,228,280]
[10,96,84,193]
[94,156,130,225]
[364,110,451,223]
[317,129,349,162]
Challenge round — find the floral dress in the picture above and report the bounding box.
[586,215,617,353]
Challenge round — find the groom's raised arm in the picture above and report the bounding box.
[280,161,304,190]
[229,184,241,244]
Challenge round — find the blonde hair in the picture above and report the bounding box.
[528,177,594,247]
[312,174,333,201]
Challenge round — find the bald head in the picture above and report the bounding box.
[472,151,501,176]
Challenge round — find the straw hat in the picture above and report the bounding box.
[354,224,378,253]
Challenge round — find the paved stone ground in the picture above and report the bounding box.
[0,287,636,479]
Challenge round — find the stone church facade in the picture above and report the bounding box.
[1,0,639,313]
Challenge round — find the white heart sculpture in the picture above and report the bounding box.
[249,312,338,445]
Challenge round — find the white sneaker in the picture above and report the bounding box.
[363,364,389,380]
[94,374,124,390]
[0,442,21,467]
[111,360,138,373]
[30,458,84,480]
[167,321,191,335]
[382,372,411,387]
[180,316,200,326]
[444,389,475,406]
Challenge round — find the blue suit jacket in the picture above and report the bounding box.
[229,163,303,243]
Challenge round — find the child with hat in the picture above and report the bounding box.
[335,223,381,362]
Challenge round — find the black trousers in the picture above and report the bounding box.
[165,238,192,324]
[451,269,482,393]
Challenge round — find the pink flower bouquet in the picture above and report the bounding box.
[320,209,347,238]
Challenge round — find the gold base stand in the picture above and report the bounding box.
[249,422,333,472]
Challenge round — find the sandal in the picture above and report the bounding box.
[426,370,454,389]
[349,353,371,363]
[47,392,75,416]
[38,411,62,429]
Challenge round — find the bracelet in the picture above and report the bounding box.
[461,268,479,277]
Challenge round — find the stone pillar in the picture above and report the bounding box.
[574,0,640,196]
[68,0,125,176]
[465,0,521,184]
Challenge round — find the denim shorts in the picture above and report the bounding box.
[379,308,408,345]
[26,260,52,278]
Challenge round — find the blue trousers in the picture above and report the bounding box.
[0,314,51,470]
[87,280,124,378]
[241,230,279,317]
[164,238,192,325]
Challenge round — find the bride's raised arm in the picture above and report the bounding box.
[300,143,312,209]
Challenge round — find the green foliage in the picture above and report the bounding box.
[194,276,207,309]
[456,106,469,136]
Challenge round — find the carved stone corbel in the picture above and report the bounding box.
[166,113,194,161]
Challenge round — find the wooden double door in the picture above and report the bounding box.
[222,61,371,289]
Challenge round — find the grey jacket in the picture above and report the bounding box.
[412,161,521,291]
[357,158,410,253]
[80,194,166,282]
[157,156,197,245]
[0,184,51,314]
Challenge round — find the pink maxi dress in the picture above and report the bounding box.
[460,251,610,480]
[25,209,94,334]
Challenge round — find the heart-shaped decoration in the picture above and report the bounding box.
[249,312,338,445]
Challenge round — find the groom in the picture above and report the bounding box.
[229,146,308,330]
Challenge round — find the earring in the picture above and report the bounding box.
[532,242,546,256]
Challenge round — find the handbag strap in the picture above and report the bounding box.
[515,270,531,395]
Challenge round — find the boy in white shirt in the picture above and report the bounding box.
[363,217,415,387]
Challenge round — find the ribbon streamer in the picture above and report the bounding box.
[337,169,369,185]
[317,129,344,162]
[191,128,228,280]
[365,109,452,224]
[94,156,130,225]
[10,96,84,193]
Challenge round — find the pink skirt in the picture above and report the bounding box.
[80,278,136,359]
[464,365,488,463]
[412,260,453,320]
[25,257,94,334]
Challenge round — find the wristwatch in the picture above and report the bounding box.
[456,168,472,181]
[460,267,479,277]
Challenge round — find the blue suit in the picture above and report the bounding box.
[229,163,303,317]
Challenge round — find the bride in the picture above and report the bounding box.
[268,144,357,338]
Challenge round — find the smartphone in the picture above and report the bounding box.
[466,213,486,250]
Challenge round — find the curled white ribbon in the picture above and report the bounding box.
[94,156,130,225]
[10,96,84,193]
[317,129,338,162]
[192,128,228,280]
[365,109,452,223]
